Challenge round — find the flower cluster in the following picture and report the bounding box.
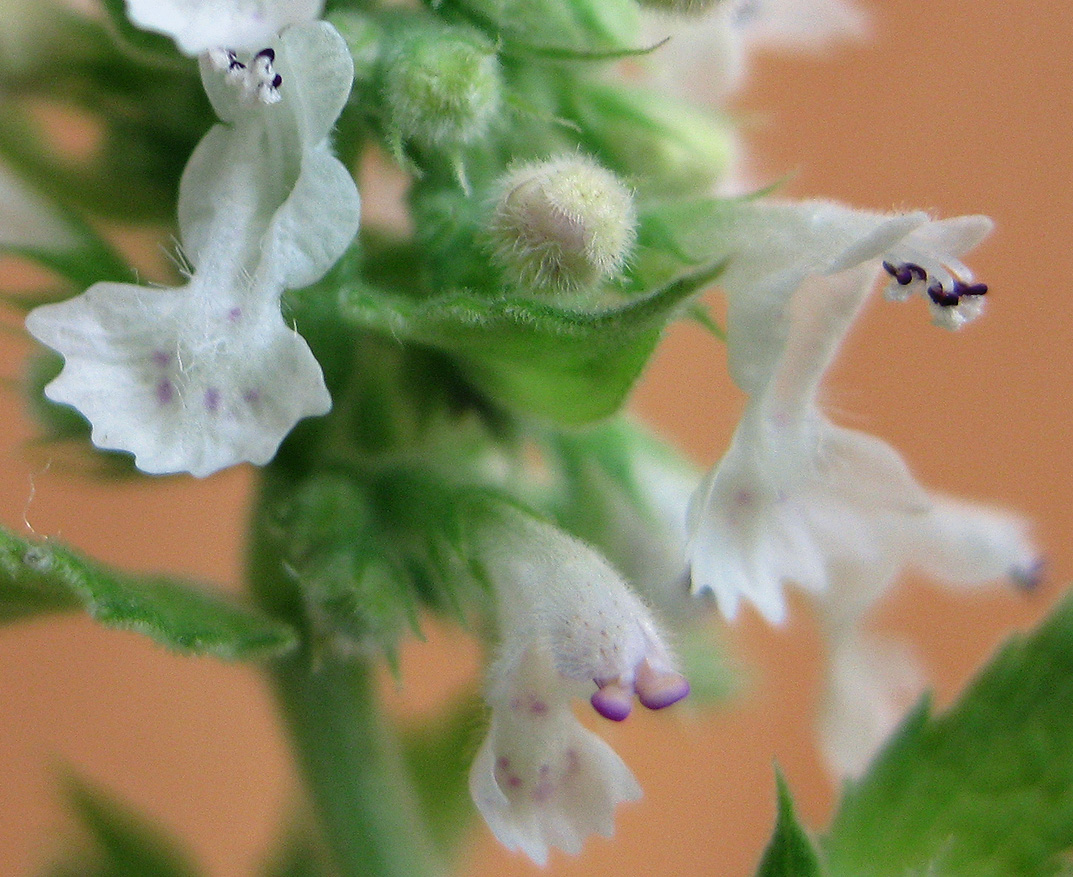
[1,0,1045,868]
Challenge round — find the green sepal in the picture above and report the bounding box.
[45,776,201,877]
[437,0,641,57]
[755,772,824,877]
[400,694,485,858]
[268,473,419,660]
[564,80,736,196]
[0,526,297,659]
[823,591,1073,877]
[339,261,724,425]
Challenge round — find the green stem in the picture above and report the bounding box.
[270,653,444,877]
[249,475,444,877]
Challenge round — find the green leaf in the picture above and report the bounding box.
[755,773,824,877]
[823,592,1073,877]
[0,526,297,660]
[339,261,723,424]
[47,776,201,877]
[261,820,332,877]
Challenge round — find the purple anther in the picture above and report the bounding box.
[634,661,690,711]
[882,261,913,285]
[927,284,960,307]
[591,680,633,722]
[961,282,988,296]
[907,263,928,281]
[151,350,171,368]
[1011,556,1046,593]
[156,379,174,405]
[255,47,275,62]
[228,306,242,322]
[271,73,283,89]
[204,387,221,412]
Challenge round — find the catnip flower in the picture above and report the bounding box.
[26,23,360,477]
[685,201,1038,621]
[125,0,325,56]
[468,503,688,863]
[683,199,1041,771]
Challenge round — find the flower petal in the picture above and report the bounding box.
[125,0,325,56]
[26,282,330,476]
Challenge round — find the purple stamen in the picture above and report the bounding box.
[204,388,221,412]
[255,47,275,62]
[927,284,960,307]
[961,282,988,296]
[271,73,283,89]
[907,263,927,281]
[591,680,633,722]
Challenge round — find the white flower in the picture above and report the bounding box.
[468,503,688,863]
[469,645,642,866]
[125,0,325,56]
[684,200,1039,622]
[645,0,867,103]
[26,23,360,477]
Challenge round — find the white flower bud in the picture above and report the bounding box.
[487,155,636,294]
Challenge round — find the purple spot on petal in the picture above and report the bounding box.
[204,388,221,412]
[505,774,523,790]
[528,697,548,716]
[243,389,261,404]
[156,379,173,405]
[151,350,171,368]
[228,307,242,322]
[496,756,511,771]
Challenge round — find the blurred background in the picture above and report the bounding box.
[0,0,1071,874]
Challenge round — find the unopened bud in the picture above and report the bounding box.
[487,155,636,293]
[382,23,501,151]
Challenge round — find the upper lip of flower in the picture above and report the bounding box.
[123,0,327,56]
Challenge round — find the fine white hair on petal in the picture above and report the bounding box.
[125,0,325,56]
[25,22,359,477]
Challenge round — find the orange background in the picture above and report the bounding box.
[1,1,1072,875]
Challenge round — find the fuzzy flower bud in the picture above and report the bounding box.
[487,155,636,294]
[382,22,501,151]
